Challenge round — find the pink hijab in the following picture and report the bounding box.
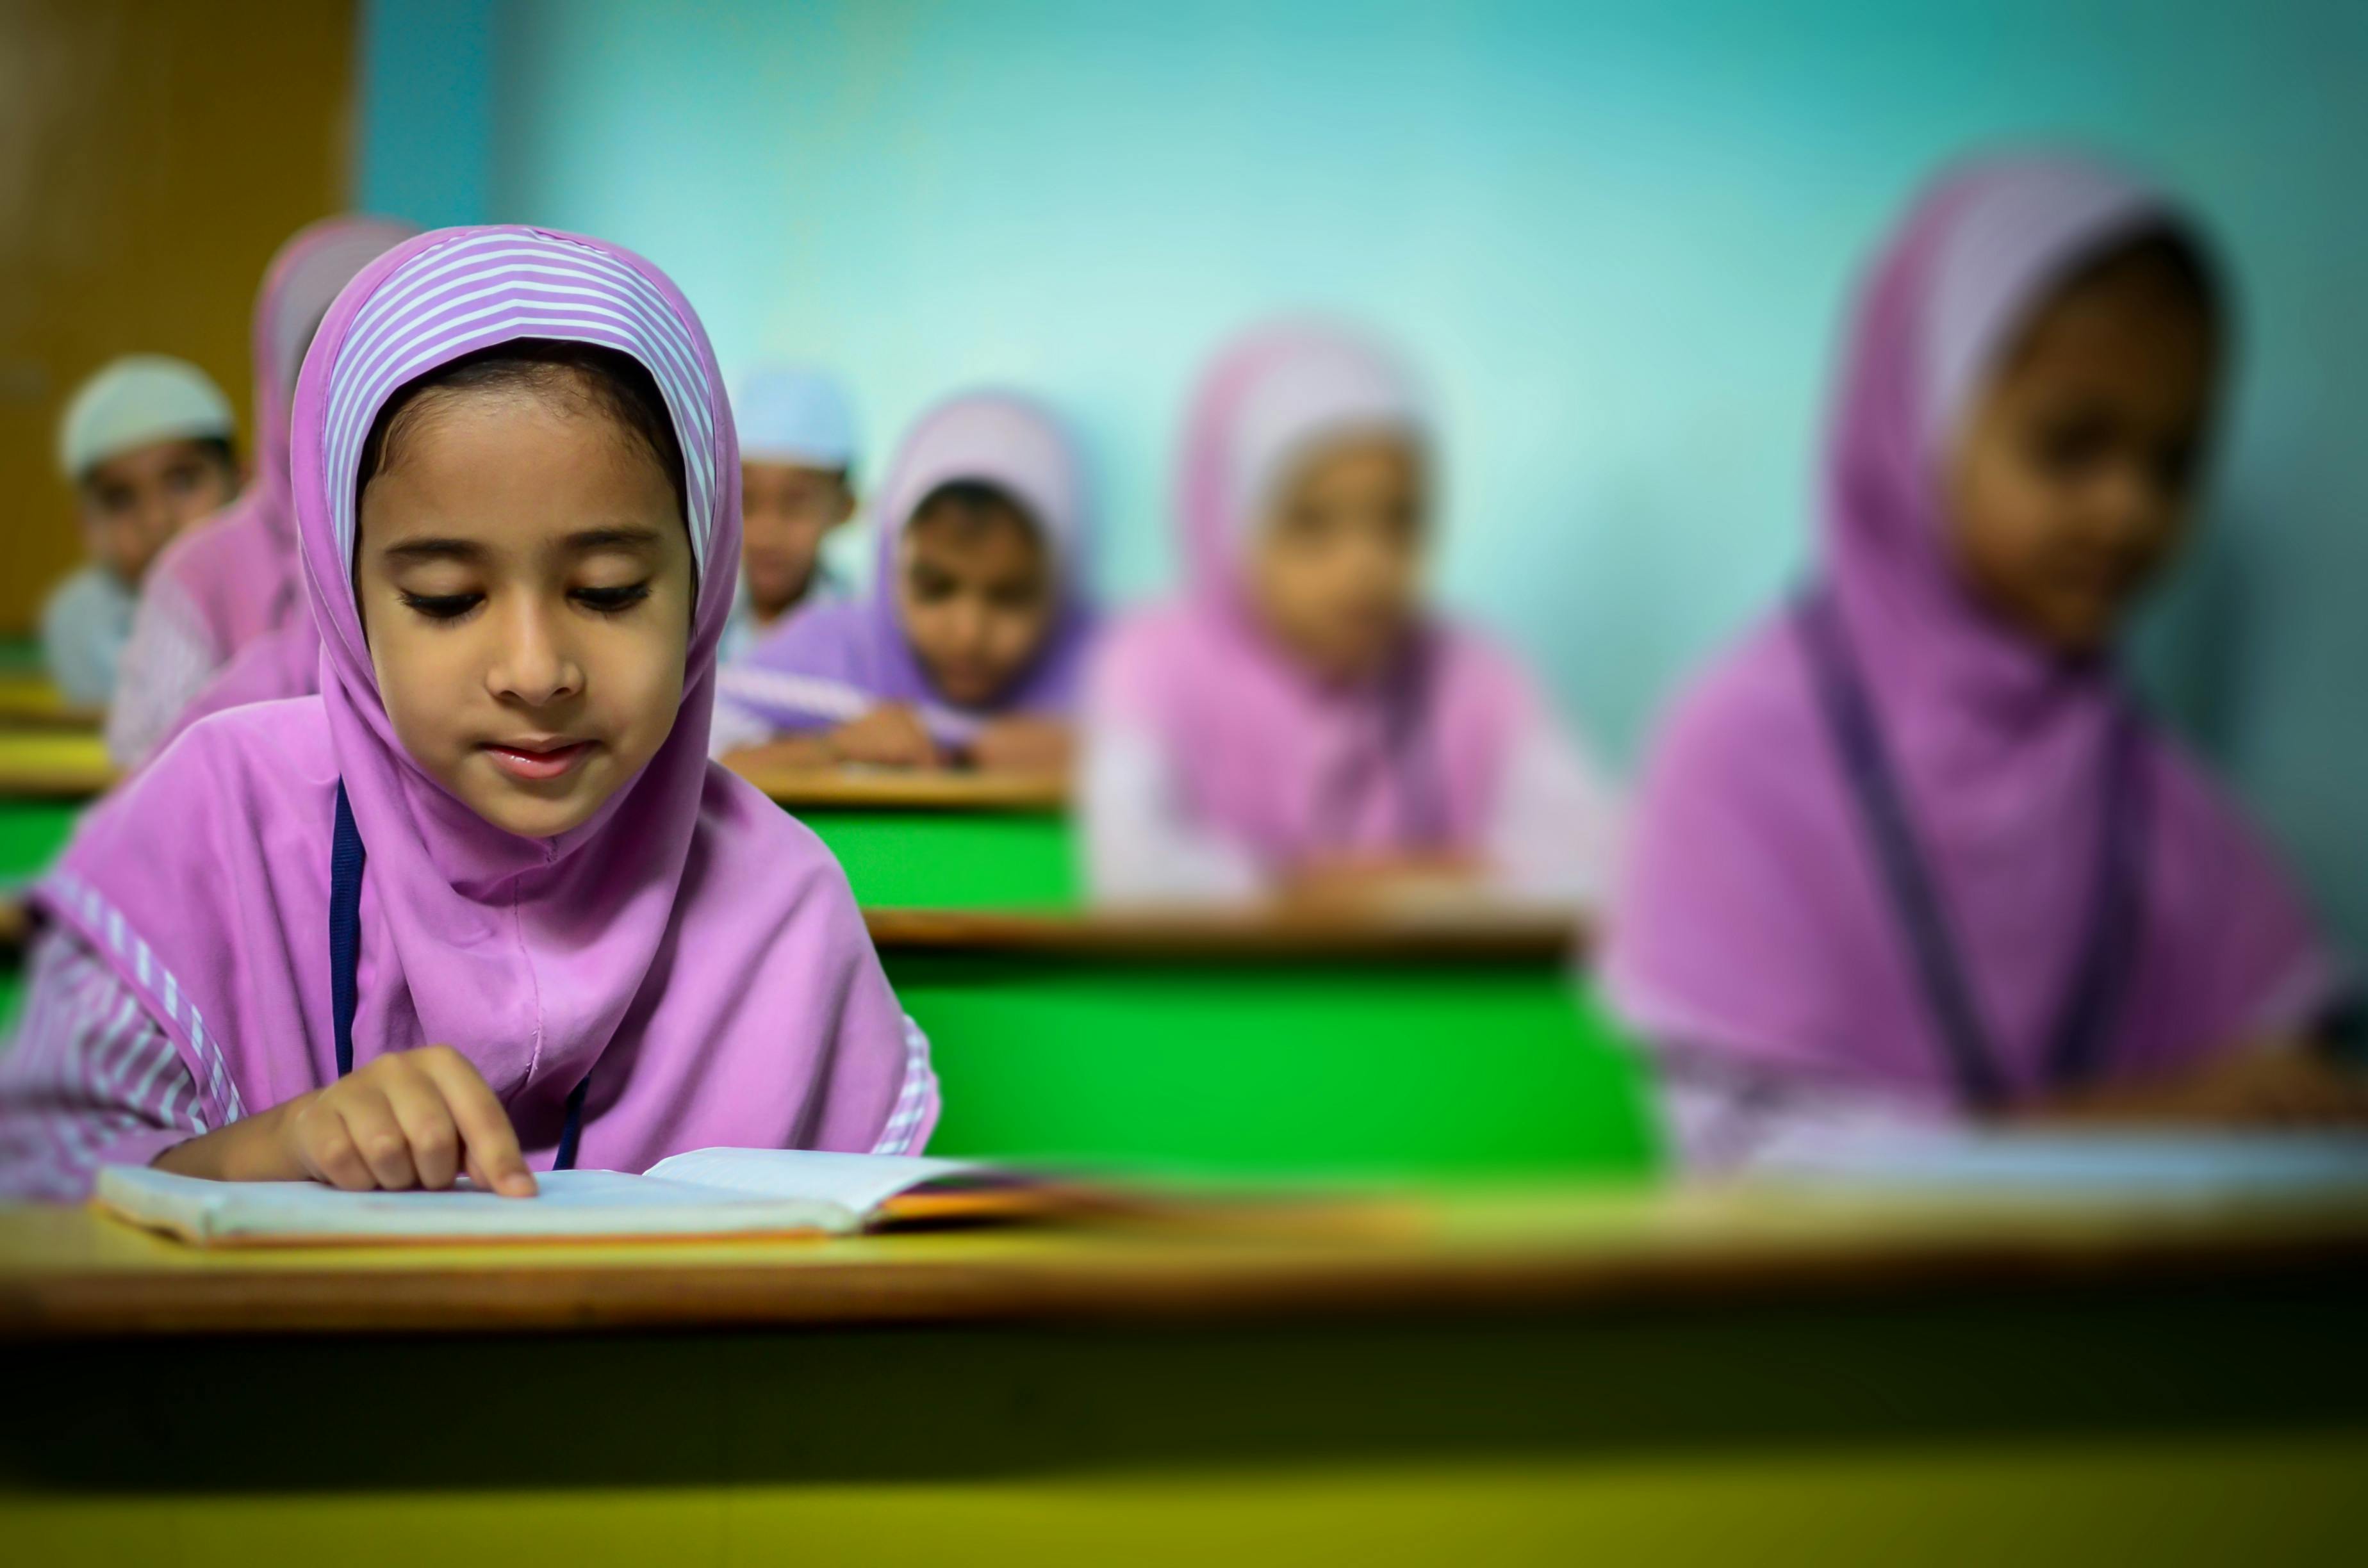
[142,216,422,662]
[1604,153,2341,1107]
[719,390,1095,747]
[1089,322,1545,869]
[37,226,935,1168]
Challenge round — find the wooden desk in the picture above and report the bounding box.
[732,762,1077,910]
[6,1189,2367,1562]
[0,671,101,733]
[864,906,1647,1181]
[0,729,113,802]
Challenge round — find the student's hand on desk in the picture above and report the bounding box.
[1280,854,1484,911]
[721,735,841,774]
[2030,1043,2368,1130]
[154,1046,538,1195]
[964,716,1071,775]
[828,705,941,769]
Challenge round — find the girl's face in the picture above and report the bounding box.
[740,460,853,621]
[1945,246,2218,657]
[896,498,1055,707]
[79,437,238,587]
[1247,434,1426,685]
[356,384,695,838]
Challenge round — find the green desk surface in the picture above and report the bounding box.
[6,1193,2368,1562]
[866,908,1647,1180]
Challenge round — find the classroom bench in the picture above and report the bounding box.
[5,1185,2366,1563]
[866,906,1652,1179]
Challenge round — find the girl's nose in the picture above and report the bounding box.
[487,599,585,706]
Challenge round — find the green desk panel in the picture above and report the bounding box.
[1,799,79,883]
[885,949,1656,1179]
[795,806,1076,910]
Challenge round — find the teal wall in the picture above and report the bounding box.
[359,0,2367,961]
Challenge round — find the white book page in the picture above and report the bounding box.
[95,1165,862,1246]
[642,1147,984,1220]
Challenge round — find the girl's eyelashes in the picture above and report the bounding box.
[399,589,484,622]
[574,580,654,615]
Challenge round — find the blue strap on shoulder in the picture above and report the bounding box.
[329,780,588,1168]
[330,781,366,1080]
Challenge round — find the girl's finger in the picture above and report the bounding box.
[418,1049,537,1197]
[336,1088,420,1189]
[295,1104,375,1191]
[380,1068,465,1189]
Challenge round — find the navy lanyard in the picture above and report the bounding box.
[330,782,587,1169]
[1313,638,1450,851]
[1794,589,2150,1110]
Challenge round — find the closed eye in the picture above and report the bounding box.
[400,590,482,622]
[574,582,653,615]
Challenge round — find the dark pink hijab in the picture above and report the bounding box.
[39,226,935,1168]
[1604,154,2340,1107]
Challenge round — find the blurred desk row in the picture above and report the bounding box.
[5,1184,2366,1560]
[0,728,1639,1182]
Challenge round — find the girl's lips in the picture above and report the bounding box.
[482,740,595,782]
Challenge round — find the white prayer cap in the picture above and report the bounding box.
[58,354,236,480]
[736,365,859,471]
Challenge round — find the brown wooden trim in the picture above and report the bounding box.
[6,1192,2368,1340]
[0,759,114,801]
[730,763,1068,813]
[863,906,1590,963]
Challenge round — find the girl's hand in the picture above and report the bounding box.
[154,1045,536,1195]
[964,717,1071,776]
[721,735,842,776]
[828,706,940,769]
[1281,854,1485,912]
[285,1047,536,1194]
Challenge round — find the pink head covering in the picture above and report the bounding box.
[1088,322,1544,869]
[142,216,422,660]
[1604,152,2340,1106]
[718,389,1095,746]
[38,225,934,1168]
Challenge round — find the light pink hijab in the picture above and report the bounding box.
[1089,322,1547,870]
[719,391,1096,746]
[38,226,935,1168]
[1604,153,2340,1107]
[142,216,422,663]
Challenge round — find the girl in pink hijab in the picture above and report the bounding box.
[1605,154,2360,1170]
[107,215,420,769]
[712,390,1094,774]
[0,226,934,1199]
[1083,323,1620,908]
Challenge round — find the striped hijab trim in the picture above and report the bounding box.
[322,229,719,582]
[38,869,248,1131]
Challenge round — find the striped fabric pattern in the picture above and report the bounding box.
[869,1014,939,1157]
[41,867,247,1132]
[321,229,721,580]
[0,929,204,1199]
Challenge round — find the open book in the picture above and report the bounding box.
[95,1148,1043,1247]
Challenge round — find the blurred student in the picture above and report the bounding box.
[1605,154,2360,1170]
[712,390,1092,774]
[0,227,933,1200]
[107,216,417,767]
[1082,322,1619,908]
[42,357,238,709]
[724,365,861,663]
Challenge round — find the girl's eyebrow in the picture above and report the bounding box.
[568,525,665,551]
[380,537,485,564]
